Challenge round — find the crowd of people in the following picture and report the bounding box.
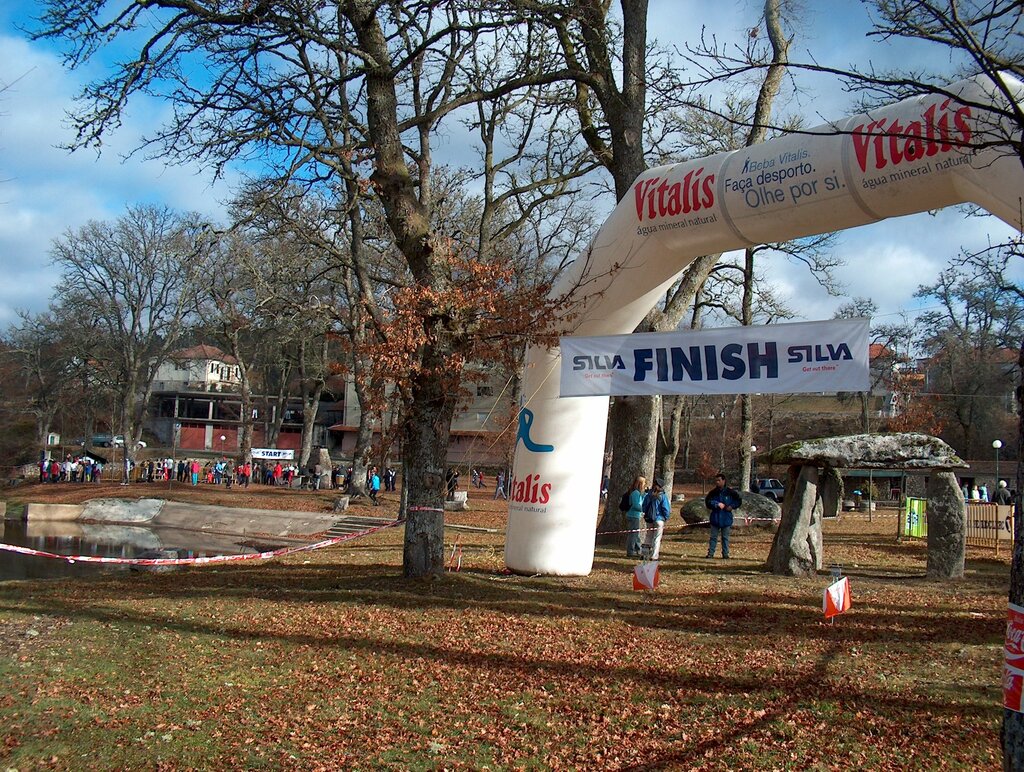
[963,480,1015,504]
[37,455,105,483]
[36,453,513,508]
[37,454,411,496]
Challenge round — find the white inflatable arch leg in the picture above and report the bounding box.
[505,74,1024,576]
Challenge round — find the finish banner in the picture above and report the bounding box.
[559,318,870,397]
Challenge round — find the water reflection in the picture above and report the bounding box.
[0,520,272,581]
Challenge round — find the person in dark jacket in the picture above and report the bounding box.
[705,473,741,559]
[994,480,1014,505]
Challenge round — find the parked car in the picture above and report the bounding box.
[111,435,147,448]
[90,434,114,447]
[756,478,785,501]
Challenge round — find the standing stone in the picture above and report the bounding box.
[926,470,966,580]
[767,465,824,577]
[317,448,333,488]
[820,466,843,520]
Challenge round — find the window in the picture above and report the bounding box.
[477,385,493,397]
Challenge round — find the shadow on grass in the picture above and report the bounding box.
[0,549,1005,650]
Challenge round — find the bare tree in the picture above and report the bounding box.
[6,307,83,456]
[49,205,208,479]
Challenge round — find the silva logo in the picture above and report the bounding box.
[786,343,853,363]
[510,473,552,505]
[633,168,715,222]
[851,98,972,173]
[572,354,626,372]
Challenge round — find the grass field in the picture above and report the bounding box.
[0,483,1010,770]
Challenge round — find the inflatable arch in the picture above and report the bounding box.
[505,74,1024,576]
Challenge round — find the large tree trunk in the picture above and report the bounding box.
[401,346,456,579]
[1005,339,1024,768]
[597,395,658,545]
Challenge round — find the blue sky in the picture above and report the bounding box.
[0,0,1019,330]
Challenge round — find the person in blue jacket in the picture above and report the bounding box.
[641,478,671,561]
[705,473,741,559]
[625,475,647,558]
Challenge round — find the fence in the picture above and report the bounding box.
[902,497,1014,554]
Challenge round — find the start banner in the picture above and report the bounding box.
[559,318,869,398]
[252,448,295,460]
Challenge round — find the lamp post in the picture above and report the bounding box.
[219,434,226,454]
[170,422,180,490]
[994,439,1003,492]
[750,445,758,491]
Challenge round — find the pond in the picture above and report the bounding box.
[0,520,283,581]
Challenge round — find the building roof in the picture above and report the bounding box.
[170,345,238,365]
[869,343,894,360]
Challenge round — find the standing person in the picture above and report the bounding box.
[446,468,458,499]
[494,471,507,500]
[640,478,671,560]
[624,475,646,558]
[705,473,741,559]
[369,469,381,505]
[273,462,283,486]
[995,480,1014,505]
[190,459,200,486]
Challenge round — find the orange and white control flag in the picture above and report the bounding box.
[823,576,852,619]
[633,561,660,591]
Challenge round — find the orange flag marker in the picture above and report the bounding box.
[823,576,852,620]
[632,561,660,591]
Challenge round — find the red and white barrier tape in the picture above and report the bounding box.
[0,519,404,566]
[597,511,899,537]
[596,516,781,537]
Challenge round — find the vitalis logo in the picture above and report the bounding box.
[852,98,972,173]
[510,473,552,505]
[633,168,715,221]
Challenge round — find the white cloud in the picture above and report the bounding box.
[0,31,235,325]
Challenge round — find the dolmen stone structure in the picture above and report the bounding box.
[761,433,968,579]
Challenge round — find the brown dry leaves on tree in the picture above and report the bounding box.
[362,243,568,404]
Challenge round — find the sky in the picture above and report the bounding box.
[0,0,1020,332]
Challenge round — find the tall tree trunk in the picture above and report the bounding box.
[1002,339,1024,766]
[597,395,659,545]
[656,395,686,494]
[739,246,756,491]
[402,343,457,578]
[299,382,324,469]
[349,366,374,498]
